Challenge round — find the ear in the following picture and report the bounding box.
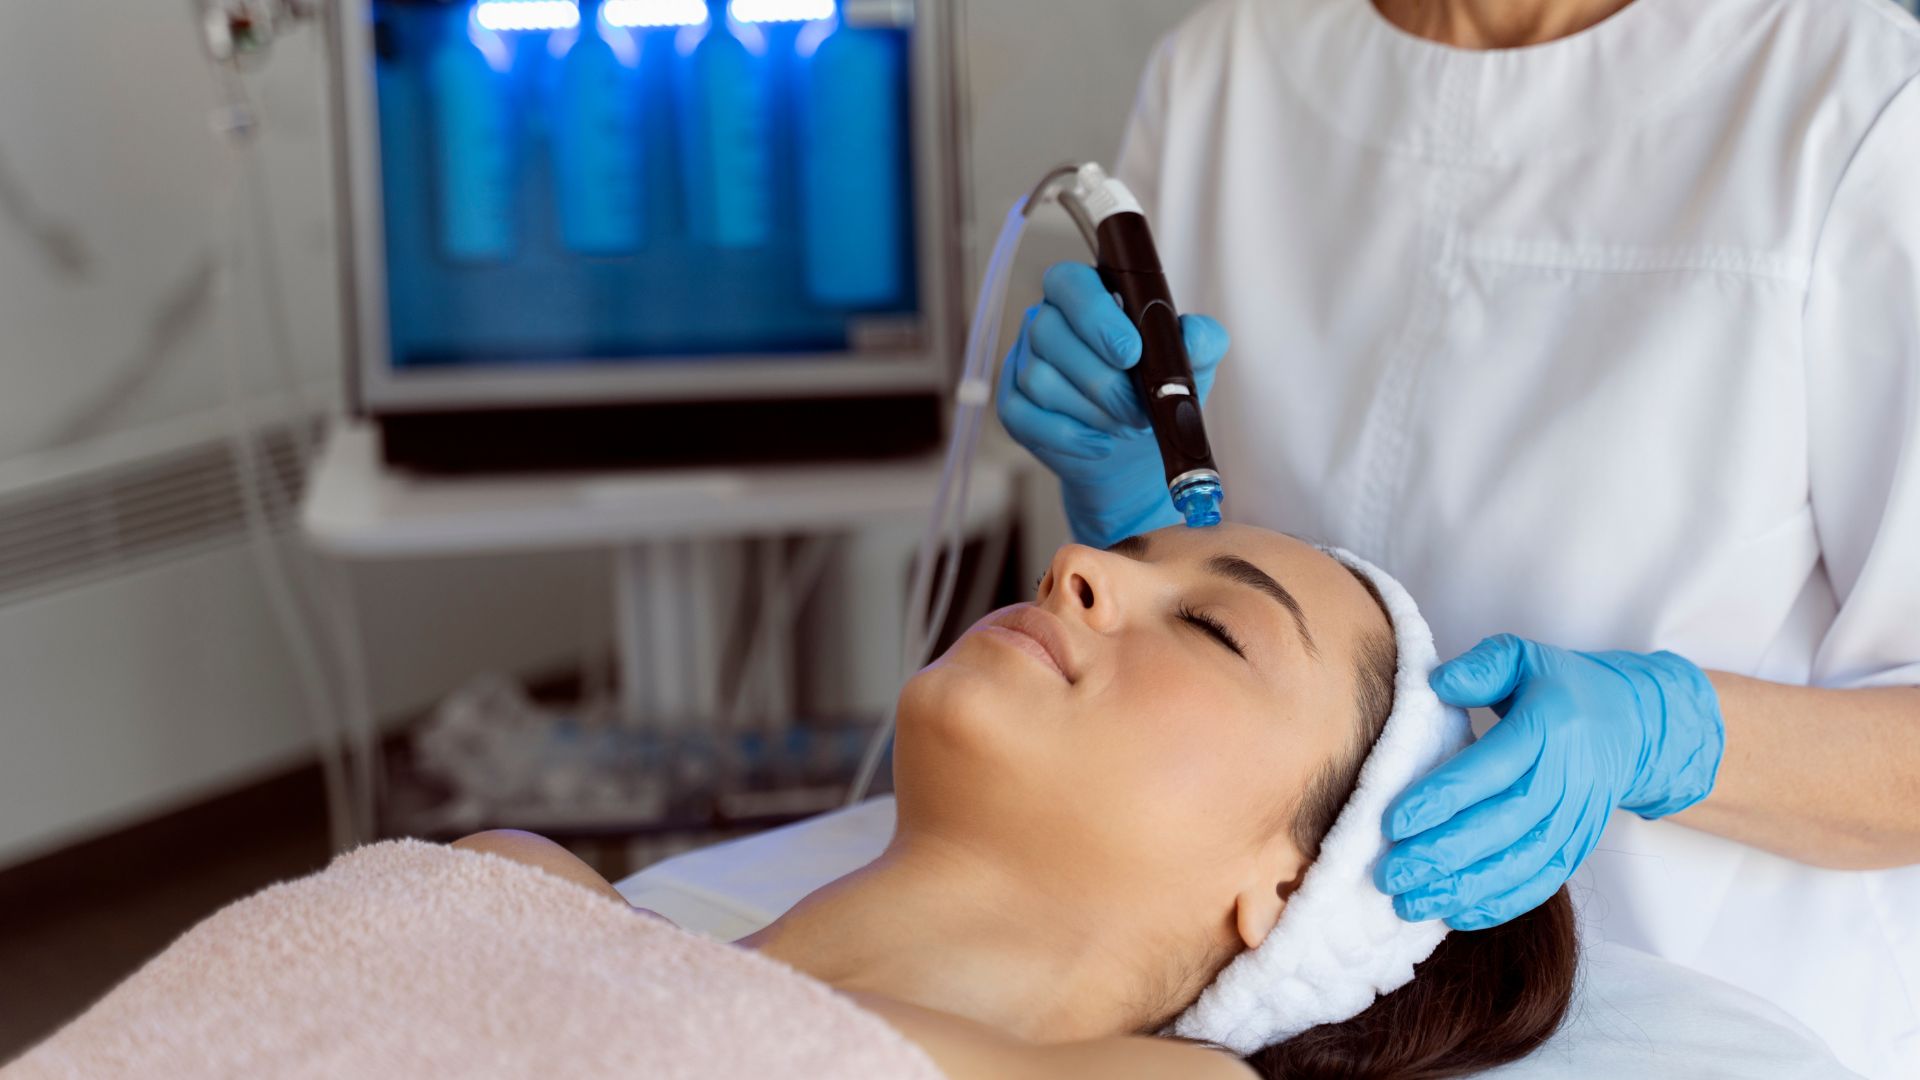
[1233,849,1307,951]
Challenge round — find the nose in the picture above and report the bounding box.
[1036,544,1127,632]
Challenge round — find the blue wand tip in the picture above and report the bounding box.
[1173,478,1224,529]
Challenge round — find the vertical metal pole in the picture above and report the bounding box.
[307,554,366,849]
[613,544,654,728]
[314,555,379,843]
[758,536,792,733]
[686,538,722,724]
[647,541,690,729]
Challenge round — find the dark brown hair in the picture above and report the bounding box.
[1248,563,1578,1078]
[1291,563,1399,859]
[1245,891,1577,1079]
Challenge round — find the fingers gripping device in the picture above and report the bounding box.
[1037,162,1224,528]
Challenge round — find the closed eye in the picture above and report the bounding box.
[1178,604,1246,659]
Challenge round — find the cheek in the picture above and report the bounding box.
[1082,653,1298,847]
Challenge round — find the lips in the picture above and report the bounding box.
[980,604,1078,683]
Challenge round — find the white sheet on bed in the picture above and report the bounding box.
[617,798,1858,1079]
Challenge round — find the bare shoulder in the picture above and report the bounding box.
[848,991,1253,1080]
[450,829,632,907]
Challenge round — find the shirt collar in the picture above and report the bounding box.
[1255,0,1760,163]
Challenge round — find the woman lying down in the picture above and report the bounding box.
[9,525,1577,1080]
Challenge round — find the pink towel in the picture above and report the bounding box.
[5,839,942,1080]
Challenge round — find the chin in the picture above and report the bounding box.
[891,654,1052,829]
[902,630,1045,731]
[896,659,1004,763]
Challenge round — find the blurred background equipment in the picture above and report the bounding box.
[0,0,1213,1060]
[300,419,1015,852]
[302,0,1008,855]
[337,0,959,470]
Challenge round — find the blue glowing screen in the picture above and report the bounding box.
[369,0,917,369]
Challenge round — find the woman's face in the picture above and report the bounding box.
[894,524,1391,944]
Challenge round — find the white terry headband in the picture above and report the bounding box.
[1170,546,1473,1055]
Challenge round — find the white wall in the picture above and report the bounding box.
[0,0,1206,867]
[0,545,612,866]
[0,3,338,460]
[0,4,615,866]
[963,0,1204,260]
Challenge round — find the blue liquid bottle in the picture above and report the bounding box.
[552,6,646,255]
[429,9,519,263]
[675,12,774,249]
[798,17,903,306]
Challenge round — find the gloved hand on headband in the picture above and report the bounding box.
[997,262,1230,548]
[1375,635,1726,930]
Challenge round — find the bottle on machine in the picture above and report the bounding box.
[429,6,520,263]
[797,14,904,306]
[551,2,647,255]
[675,7,774,249]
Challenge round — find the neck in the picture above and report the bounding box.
[1372,0,1636,49]
[740,834,1163,1043]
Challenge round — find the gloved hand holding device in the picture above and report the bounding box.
[1376,634,1726,929]
[996,261,1229,548]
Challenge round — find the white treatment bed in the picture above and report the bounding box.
[617,798,1858,1079]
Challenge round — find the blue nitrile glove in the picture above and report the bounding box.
[996,262,1229,549]
[1375,635,1725,930]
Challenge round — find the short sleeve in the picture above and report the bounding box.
[1804,75,1920,690]
[1114,36,1176,222]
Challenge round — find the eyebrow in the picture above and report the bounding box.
[1206,555,1319,658]
[1105,534,1320,658]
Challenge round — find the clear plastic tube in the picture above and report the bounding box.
[208,62,361,849]
[848,196,1034,804]
[215,175,359,851]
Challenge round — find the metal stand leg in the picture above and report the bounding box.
[686,540,721,724]
[313,555,379,845]
[613,545,654,728]
[614,540,728,731]
[757,537,792,732]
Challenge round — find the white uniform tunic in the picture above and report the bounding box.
[1113,0,1920,1074]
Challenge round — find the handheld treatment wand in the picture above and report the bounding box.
[850,162,1222,803]
[1050,163,1224,528]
